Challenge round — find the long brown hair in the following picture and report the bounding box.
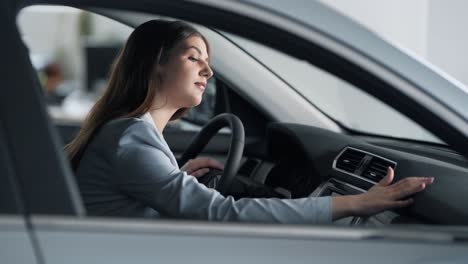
[65,20,210,171]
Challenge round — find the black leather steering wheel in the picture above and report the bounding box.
[178,113,245,193]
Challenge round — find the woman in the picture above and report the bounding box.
[66,20,433,223]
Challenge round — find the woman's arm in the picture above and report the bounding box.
[114,121,332,224]
[332,167,434,220]
[115,121,432,223]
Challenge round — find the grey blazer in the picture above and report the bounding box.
[76,116,332,224]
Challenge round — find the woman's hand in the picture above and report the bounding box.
[181,157,224,178]
[332,167,434,220]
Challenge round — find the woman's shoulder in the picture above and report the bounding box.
[98,117,153,139]
[77,118,152,172]
[98,117,163,149]
[102,117,144,131]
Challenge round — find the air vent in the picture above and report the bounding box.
[238,159,260,177]
[334,147,397,183]
[335,148,366,174]
[362,157,396,182]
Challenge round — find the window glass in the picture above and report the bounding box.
[224,32,441,144]
[19,6,131,118]
[13,5,457,230]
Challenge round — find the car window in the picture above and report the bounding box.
[224,32,442,144]
[17,6,130,144]
[244,0,468,123]
[10,3,465,233]
[17,6,219,144]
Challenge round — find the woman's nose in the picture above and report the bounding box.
[200,63,213,79]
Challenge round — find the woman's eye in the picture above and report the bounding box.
[189,57,199,62]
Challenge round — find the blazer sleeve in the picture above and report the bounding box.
[114,120,332,224]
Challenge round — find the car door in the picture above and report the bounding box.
[0,121,38,264]
[4,0,468,264]
[0,2,51,263]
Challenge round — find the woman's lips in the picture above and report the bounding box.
[195,82,206,90]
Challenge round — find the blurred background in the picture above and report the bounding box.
[321,0,468,87]
[18,6,132,122]
[17,1,468,144]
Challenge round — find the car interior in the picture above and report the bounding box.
[164,73,468,227]
[19,5,468,228]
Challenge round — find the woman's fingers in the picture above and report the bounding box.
[390,177,434,200]
[391,181,426,200]
[358,173,435,216]
[377,167,394,187]
[191,168,210,178]
[391,176,433,189]
[180,159,195,173]
[181,157,224,174]
[191,157,224,170]
[202,157,225,170]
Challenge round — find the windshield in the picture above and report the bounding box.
[225,33,441,143]
[241,0,468,124]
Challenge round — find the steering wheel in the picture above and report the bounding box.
[178,113,245,193]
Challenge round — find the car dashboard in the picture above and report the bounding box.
[238,122,468,226]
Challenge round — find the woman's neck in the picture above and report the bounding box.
[148,108,178,133]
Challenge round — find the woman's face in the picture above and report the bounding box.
[157,36,213,109]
